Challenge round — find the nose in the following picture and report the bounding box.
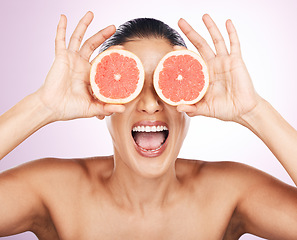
[136,84,163,114]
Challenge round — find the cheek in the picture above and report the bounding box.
[170,110,191,141]
[182,114,191,138]
[106,113,132,151]
[106,114,123,143]
[165,105,190,129]
[179,113,190,139]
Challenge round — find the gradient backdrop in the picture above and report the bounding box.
[1,0,297,239]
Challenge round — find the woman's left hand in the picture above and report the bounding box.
[177,15,262,125]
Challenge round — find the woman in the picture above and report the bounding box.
[0,11,296,239]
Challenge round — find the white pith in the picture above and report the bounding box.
[177,74,183,81]
[114,74,121,81]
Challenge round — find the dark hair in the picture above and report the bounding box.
[99,18,187,53]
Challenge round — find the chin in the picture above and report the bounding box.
[132,155,176,179]
[114,138,180,179]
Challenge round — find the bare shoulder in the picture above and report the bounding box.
[1,155,115,201]
[0,156,114,238]
[12,155,114,183]
[176,158,281,187]
[176,159,297,238]
[176,158,295,200]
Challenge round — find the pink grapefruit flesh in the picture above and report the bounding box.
[153,49,209,106]
[90,49,145,104]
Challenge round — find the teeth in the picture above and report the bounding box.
[132,125,168,132]
[138,144,163,152]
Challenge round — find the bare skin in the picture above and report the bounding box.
[2,156,296,239]
[1,11,297,240]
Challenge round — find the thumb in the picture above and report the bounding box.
[88,102,126,117]
[177,101,210,117]
[177,104,198,117]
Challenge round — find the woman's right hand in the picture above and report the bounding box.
[36,12,125,122]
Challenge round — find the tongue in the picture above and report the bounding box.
[134,132,165,150]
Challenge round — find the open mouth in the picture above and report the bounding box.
[131,121,169,157]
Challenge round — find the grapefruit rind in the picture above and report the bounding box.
[153,50,209,106]
[90,49,145,104]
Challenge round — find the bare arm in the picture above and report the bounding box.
[0,12,122,236]
[178,14,297,238]
[178,15,297,186]
[0,164,47,236]
[241,99,297,185]
[0,12,124,160]
[0,93,52,160]
[237,163,297,239]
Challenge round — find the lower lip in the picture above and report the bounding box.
[132,134,169,158]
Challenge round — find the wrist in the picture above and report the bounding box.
[32,90,60,124]
[0,92,56,159]
[28,91,57,125]
[239,98,280,139]
[238,97,270,133]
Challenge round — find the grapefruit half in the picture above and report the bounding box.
[90,49,145,104]
[153,50,209,106]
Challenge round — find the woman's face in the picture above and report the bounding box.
[106,38,190,178]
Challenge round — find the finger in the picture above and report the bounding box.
[55,14,67,55]
[202,14,228,56]
[226,19,241,57]
[176,104,197,114]
[88,102,124,118]
[103,104,125,113]
[178,18,215,61]
[80,25,116,61]
[177,100,210,117]
[68,11,94,52]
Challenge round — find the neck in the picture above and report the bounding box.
[108,154,180,212]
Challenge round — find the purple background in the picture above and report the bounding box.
[1,0,297,239]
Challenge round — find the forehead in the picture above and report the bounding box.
[122,38,174,74]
